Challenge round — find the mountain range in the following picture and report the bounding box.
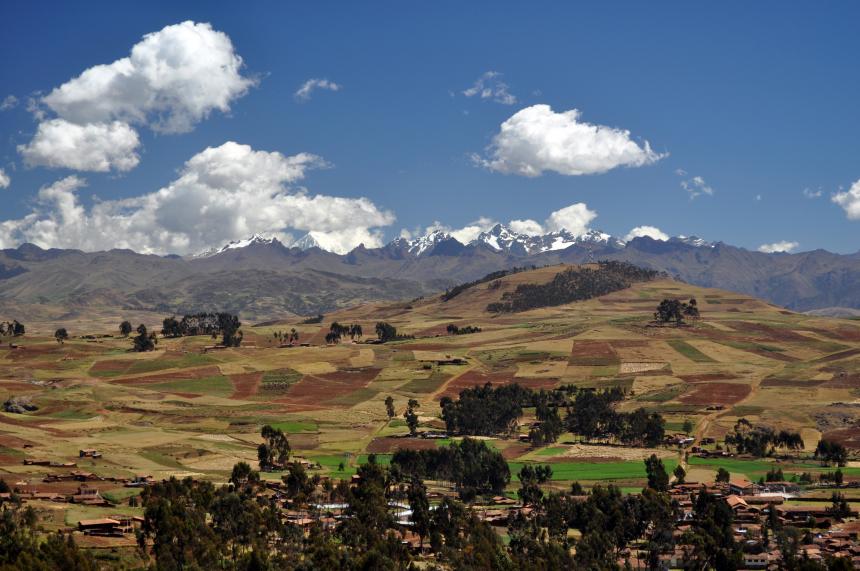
[1,224,859,321]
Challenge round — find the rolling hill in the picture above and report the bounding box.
[1,226,859,322]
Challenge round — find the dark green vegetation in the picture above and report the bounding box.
[487,261,660,312]
[391,438,510,498]
[161,312,243,347]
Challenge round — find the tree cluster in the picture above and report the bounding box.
[724,419,804,456]
[0,320,25,337]
[440,382,531,436]
[161,312,243,346]
[815,439,848,467]
[0,500,95,570]
[487,261,660,313]
[258,425,291,471]
[325,322,362,344]
[132,324,157,352]
[446,324,482,335]
[273,328,299,345]
[654,298,700,325]
[566,388,665,447]
[374,321,412,343]
[391,437,510,498]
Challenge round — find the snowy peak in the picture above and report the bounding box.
[407,230,455,256]
[192,234,282,258]
[292,232,323,251]
[671,235,714,248]
[471,225,625,255]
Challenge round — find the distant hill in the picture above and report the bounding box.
[1,225,859,319]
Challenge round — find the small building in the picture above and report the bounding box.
[79,449,102,459]
[77,518,122,536]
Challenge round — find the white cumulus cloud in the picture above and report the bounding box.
[624,225,669,242]
[18,119,140,172]
[833,179,860,220]
[462,71,516,105]
[0,169,9,189]
[508,218,545,236]
[544,203,598,235]
[294,78,341,101]
[0,141,394,255]
[474,104,665,177]
[41,21,254,133]
[758,241,799,254]
[19,21,253,173]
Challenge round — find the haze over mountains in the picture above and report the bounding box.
[1,224,858,320]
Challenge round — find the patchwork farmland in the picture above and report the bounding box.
[2,265,860,562]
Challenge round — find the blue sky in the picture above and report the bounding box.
[1,1,858,254]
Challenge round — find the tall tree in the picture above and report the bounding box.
[54,328,68,344]
[644,454,669,492]
[384,395,396,420]
[404,399,420,436]
[119,320,132,337]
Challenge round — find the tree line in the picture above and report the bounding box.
[446,324,482,335]
[487,262,661,313]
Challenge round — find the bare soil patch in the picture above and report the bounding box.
[439,369,557,399]
[279,367,380,405]
[230,372,262,399]
[678,382,751,406]
[366,437,440,454]
[569,341,620,366]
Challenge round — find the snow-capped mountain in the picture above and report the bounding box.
[472,224,625,256]
[406,229,454,256]
[292,232,323,251]
[671,235,714,248]
[192,234,282,258]
[197,226,711,260]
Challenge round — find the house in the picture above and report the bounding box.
[729,477,758,496]
[77,518,122,536]
[69,485,111,506]
[79,449,102,459]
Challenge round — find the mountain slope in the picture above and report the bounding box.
[1,227,859,319]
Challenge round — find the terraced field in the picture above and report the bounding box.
[2,266,860,528]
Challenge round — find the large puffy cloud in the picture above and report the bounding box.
[624,225,669,242]
[0,142,394,255]
[833,179,860,220]
[41,21,254,133]
[18,119,140,172]
[758,241,799,254]
[544,203,598,234]
[475,104,665,177]
[508,218,544,236]
[0,169,9,189]
[20,21,253,173]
